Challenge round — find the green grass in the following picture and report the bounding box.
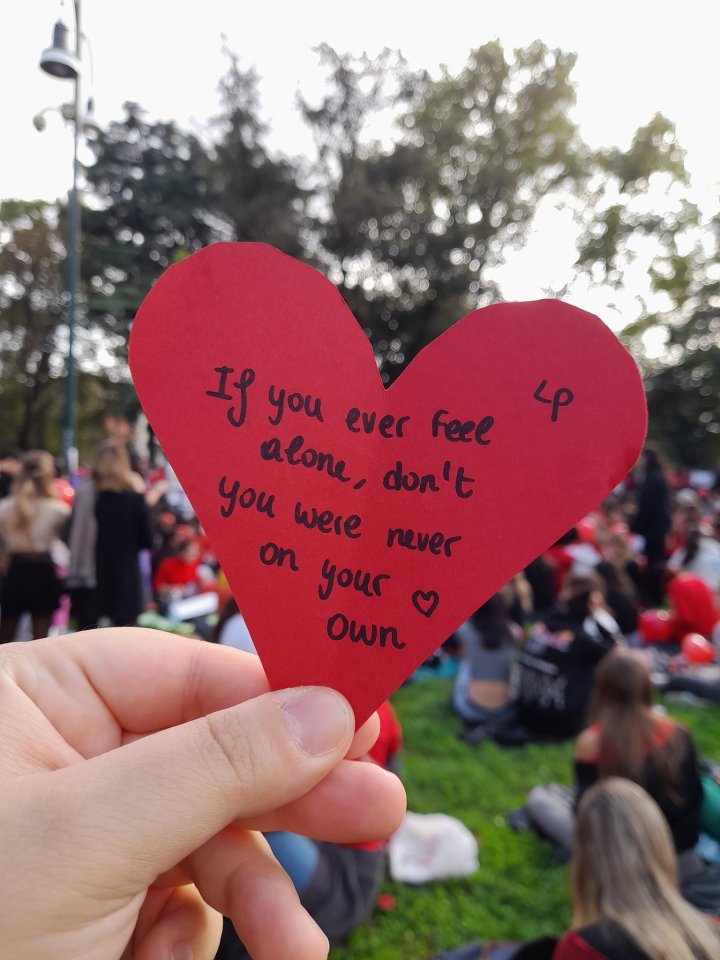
[331,680,720,960]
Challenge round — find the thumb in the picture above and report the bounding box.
[38,687,354,890]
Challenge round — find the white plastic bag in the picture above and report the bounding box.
[388,811,479,884]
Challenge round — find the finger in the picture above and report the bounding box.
[132,885,222,960]
[8,630,269,755]
[7,631,377,761]
[189,828,328,960]
[236,760,406,842]
[123,708,379,760]
[345,712,380,760]
[39,686,354,891]
[156,760,405,890]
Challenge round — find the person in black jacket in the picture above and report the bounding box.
[69,442,153,628]
[631,447,672,606]
[516,572,620,739]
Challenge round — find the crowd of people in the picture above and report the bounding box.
[1,431,720,958]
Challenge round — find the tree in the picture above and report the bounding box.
[0,201,66,450]
[625,212,720,467]
[208,50,307,257]
[302,42,693,382]
[82,102,214,344]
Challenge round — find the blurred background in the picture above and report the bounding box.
[1,0,718,468]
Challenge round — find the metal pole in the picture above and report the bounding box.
[63,0,81,473]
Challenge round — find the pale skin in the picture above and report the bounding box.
[0,629,406,960]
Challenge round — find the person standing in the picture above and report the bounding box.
[68,442,152,628]
[0,450,70,642]
[631,448,672,606]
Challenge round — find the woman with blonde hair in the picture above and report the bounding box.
[555,778,720,959]
[0,450,70,642]
[527,648,718,909]
[68,442,152,628]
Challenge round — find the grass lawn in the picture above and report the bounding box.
[332,678,720,960]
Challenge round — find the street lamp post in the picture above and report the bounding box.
[39,2,82,473]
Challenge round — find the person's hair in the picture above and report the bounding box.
[590,648,683,792]
[603,533,636,598]
[0,444,22,461]
[563,571,605,622]
[572,779,720,960]
[469,593,514,650]
[93,441,134,492]
[642,445,667,475]
[554,528,578,547]
[10,449,57,532]
[213,595,239,643]
[680,525,702,568]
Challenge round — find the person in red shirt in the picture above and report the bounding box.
[153,536,202,598]
[667,571,720,639]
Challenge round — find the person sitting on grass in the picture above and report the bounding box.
[594,531,641,639]
[435,780,720,960]
[554,778,720,959]
[153,531,202,596]
[452,592,520,737]
[514,572,621,741]
[527,648,720,913]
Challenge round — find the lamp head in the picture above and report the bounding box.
[39,20,80,80]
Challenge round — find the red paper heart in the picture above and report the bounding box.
[130,243,646,725]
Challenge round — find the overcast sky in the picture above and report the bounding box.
[3,0,719,331]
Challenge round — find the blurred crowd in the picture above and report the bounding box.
[1,428,720,959]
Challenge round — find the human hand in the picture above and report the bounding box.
[0,629,405,960]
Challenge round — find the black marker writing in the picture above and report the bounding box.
[345,408,410,438]
[326,613,405,649]
[533,380,574,422]
[431,409,494,445]
[382,459,475,499]
[219,475,276,519]
[411,589,439,618]
[268,386,324,426]
[260,435,352,484]
[205,366,256,428]
[387,526,462,558]
[206,365,234,400]
[259,541,299,571]
[318,558,389,601]
[294,501,362,539]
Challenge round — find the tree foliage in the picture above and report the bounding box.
[82,102,214,342]
[633,212,720,466]
[302,43,693,381]
[0,201,66,449]
[1,41,714,463]
[209,50,307,256]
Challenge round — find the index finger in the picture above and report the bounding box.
[6,629,378,760]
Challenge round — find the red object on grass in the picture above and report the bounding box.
[638,609,673,645]
[681,632,716,664]
[668,573,720,641]
[375,893,396,912]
